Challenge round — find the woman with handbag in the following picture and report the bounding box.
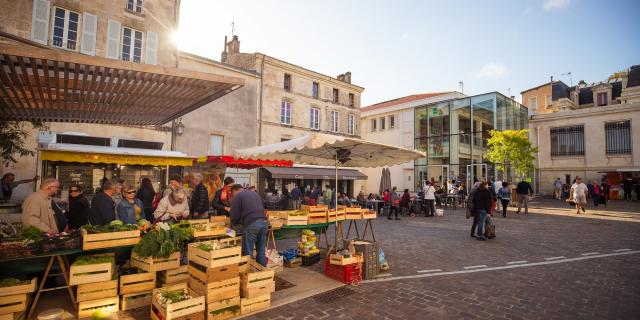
[498,182,511,218]
[387,187,400,220]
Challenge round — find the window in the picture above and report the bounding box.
[280,101,292,125]
[529,97,538,111]
[349,93,355,107]
[127,0,143,13]
[551,125,584,156]
[52,7,79,50]
[546,95,552,107]
[331,111,339,132]
[312,82,319,98]
[605,120,631,155]
[371,119,377,132]
[310,107,320,130]
[597,92,608,106]
[380,117,386,130]
[209,135,223,156]
[333,88,339,103]
[284,73,291,92]
[121,27,143,63]
[389,115,395,129]
[347,114,355,135]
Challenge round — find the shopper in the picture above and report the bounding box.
[494,178,503,211]
[118,183,144,225]
[622,174,634,201]
[212,177,235,216]
[111,180,124,207]
[190,173,209,219]
[324,185,333,208]
[291,184,302,210]
[136,178,156,221]
[553,178,563,200]
[592,181,601,207]
[67,184,90,229]
[474,181,492,240]
[207,175,223,204]
[163,175,183,198]
[467,181,482,238]
[498,182,511,218]
[400,189,411,214]
[387,186,400,220]
[570,177,588,214]
[52,200,68,233]
[154,189,190,223]
[309,185,320,206]
[230,184,268,267]
[356,191,367,207]
[89,179,117,225]
[423,182,436,217]
[515,179,533,214]
[21,177,59,235]
[601,180,610,207]
[1,173,38,202]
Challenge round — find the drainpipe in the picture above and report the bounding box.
[258,55,265,146]
[535,125,540,194]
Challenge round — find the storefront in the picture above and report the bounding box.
[259,166,367,198]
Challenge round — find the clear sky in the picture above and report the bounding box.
[176,0,640,106]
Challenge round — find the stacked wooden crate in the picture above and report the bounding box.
[239,259,275,315]
[70,254,119,319]
[151,283,205,320]
[268,210,308,226]
[187,237,243,320]
[119,268,156,311]
[301,205,328,224]
[0,278,36,319]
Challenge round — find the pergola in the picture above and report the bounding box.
[0,41,244,125]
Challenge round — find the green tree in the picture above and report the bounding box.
[484,129,538,179]
[0,121,47,168]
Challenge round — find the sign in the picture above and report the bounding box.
[431,107,440,116]
[41,150,193,166]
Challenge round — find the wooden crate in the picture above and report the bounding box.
[307,211,327,224]
[207,296,240,320]
[69,261,114,286]
[209,216,230,227]
[151,309,204,320]
[190,220,227,238]
[0,313,12,320]
[300,205,328,213]
[188,238,242,269]
[284,257,302,268]
[345,207,362,213]
[77,279,118,302]
[188,262,239,284]
[240,294,271,315]
[240,260,275,299]
[120,271,156,294]
[0,293,27,314]
[80,228,140,250]
[130,251,181,272]
[336,211,346,221]
[152,283,205,320]
[159,265,190,286]
[345,210,363,220]
[238,256,250,274]
[241,281,274,299]
[0,278,36,297]
[77,296,119,319]
[120,290,152,311]
[362,211,377,219]
[283,214,307,226]
[188,276,240,304]
[329,254,362,266]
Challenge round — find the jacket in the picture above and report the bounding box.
[230,190,266,227]
[473,187,491,212]
[212,187,231,216]
[190,183,209,214]
[136,188,156,210]
[424,186,436,200]
[516,181,533,195]
[389,191,399,207]
[21,190,58,233]
[154,195,189,222]
[89,192,116,225]
[117,198,144,225]
[67,195,90,229]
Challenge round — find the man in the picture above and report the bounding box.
[515,178,533,214]
[190,173,209,219]
[1,173,38,202]
[212,177,234,216]
[163,174,183,198]
[473,181,492,240]
[467,181,482,237]
[571,177,588,214]
[324,185,333,208]
[21,177,59,235]
[290,184,302,210]
[553,178,563,200]
[622,174,633,201]
[230,184,268,267]
[89,179,116,225]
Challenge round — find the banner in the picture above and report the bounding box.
[40,150,193,166]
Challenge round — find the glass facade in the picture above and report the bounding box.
[414,92,528,190]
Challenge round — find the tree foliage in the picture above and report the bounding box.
[484,129,538,178]
[0,121,47,167]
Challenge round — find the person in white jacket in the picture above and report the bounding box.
[153,189,190,223]
[423,181,436,217]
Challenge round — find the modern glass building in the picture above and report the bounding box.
[414,92,528,190]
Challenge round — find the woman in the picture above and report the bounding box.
[592,181,601,207]
[67,185,90,229]
[356,191,367,207]
[473,181,492,240]
[154,189,190,223]
[400,189,411,215]
[207,175,223,204]
[212,177,234,216]
[498,182,511,218]
[601,181,610,207]
[136,178,156,221]
[424,182,436,217]
[118,183,144,225]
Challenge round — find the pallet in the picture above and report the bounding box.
[152,283,205,320]
[77,279,118,302]
[188,276,240,304]
[188,238,242,269]
[0,278,36,297]
[77,296,119,319]
[240,260,275,299]
[130,251,181,272]
[188,262,239,283]
[69,261,114,285]
[329,254,362,266]
[207,296,240,320]
[81,228,140,250]
[284,257,302,268]
[120,271,156,294]
[120,290,152,311]
[159,265,190,286]
[240,294,271,315]
[0,293,27,314]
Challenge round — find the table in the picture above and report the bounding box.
[275,222,335,250]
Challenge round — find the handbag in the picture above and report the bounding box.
[465,208,471,219]
[484,216,496,238]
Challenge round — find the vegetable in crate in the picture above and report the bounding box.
[0,278,30,287]
[73,255,115,265]
[155,288,192,308]
[133,220,192,259]
[82,223,138,234]
[20,226,43,246]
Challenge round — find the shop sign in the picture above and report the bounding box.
[41,150,193,166]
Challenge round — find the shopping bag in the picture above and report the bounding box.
[484,216,496,239]
[435,208,444,216]
[266,249,283,270]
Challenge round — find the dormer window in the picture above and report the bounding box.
[127,0,143,13]
[597,92,608,106]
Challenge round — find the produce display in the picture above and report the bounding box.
[133,221,192,259]
[72,254,115,266]
[297,229,318,255]
[20,226,43,246]
[82,220,139,234]
[0,277,30,287]
[155,288,192,307]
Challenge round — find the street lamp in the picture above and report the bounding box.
[175,119,185,136]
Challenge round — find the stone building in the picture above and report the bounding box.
[526,65,640,196]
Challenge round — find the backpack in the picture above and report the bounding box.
[484,216,496,239]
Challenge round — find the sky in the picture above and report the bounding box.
[176,0,640,106]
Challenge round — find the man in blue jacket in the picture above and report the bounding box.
[230,184,268,267]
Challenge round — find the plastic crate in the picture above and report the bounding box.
[301,253,320,266]
[344,239,378,280]
[323,259,362,285]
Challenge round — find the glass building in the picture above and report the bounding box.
[414,92,528,190]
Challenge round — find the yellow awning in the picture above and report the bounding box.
[41,150,193,167]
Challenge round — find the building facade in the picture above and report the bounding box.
[359,92,464,193]
[526,65,640,196]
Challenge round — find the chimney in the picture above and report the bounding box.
[221,35,228,62]
[228,35,240,54]
[337,74,345,81]
[550,75,554,82]
[344,71,351,84]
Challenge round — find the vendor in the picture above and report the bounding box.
[1,173,38,202]
[21,177,59,235]
[230,184,268,267]
[212,177,234,216]
[154,189,189,223]
[89,179,116,225]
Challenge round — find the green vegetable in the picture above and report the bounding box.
[133,222,192,259]
[196,243,212,251]
[161,289,190,303]
[137,219,149,227]
[209,305,240,316]
[0,278,30,287]
[73,255,115,266]
[20,226,43,244]
[110,220,124,226]
[82,224,138,234]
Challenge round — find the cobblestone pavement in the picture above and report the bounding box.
[245,201,640,319]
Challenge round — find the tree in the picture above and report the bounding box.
[0,120,47,168]
[484,129,538,179]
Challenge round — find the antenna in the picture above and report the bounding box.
[561,72,573,87]
[231,21,236,37]
[507,87,511,97]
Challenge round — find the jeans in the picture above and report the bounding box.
[242,219,268,267]
[476,209,488,237]
[554,188,562,199]
[517,194,529,214]
[470,211,478,236]
[500,199,509,217]
[388,205,398,219]
[424,199,435,216]
[292,200,301,210]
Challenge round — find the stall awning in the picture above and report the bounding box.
[0,42,244,125]
[40,144,193,166]
[196,155,293,169]
[263,167,367,180]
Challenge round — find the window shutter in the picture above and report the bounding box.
[80,12,97,56]
[30,0,50,45]
[145,31,158,65]
[105,19,121,59]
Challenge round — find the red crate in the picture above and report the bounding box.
[323,259,362,285]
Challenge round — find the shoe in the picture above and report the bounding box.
[476,236,486,241]
[470,234,475,238]
[395,217,401,220]
[387,217,392,220]
[503,214,506,218]
[581,207,585,213]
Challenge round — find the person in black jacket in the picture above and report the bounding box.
[67,184,90,229]
[89,180,116,225]
[190,173,209,219]
[474,181,492,240]
[212,177,234,216]
[136,178,156,221]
